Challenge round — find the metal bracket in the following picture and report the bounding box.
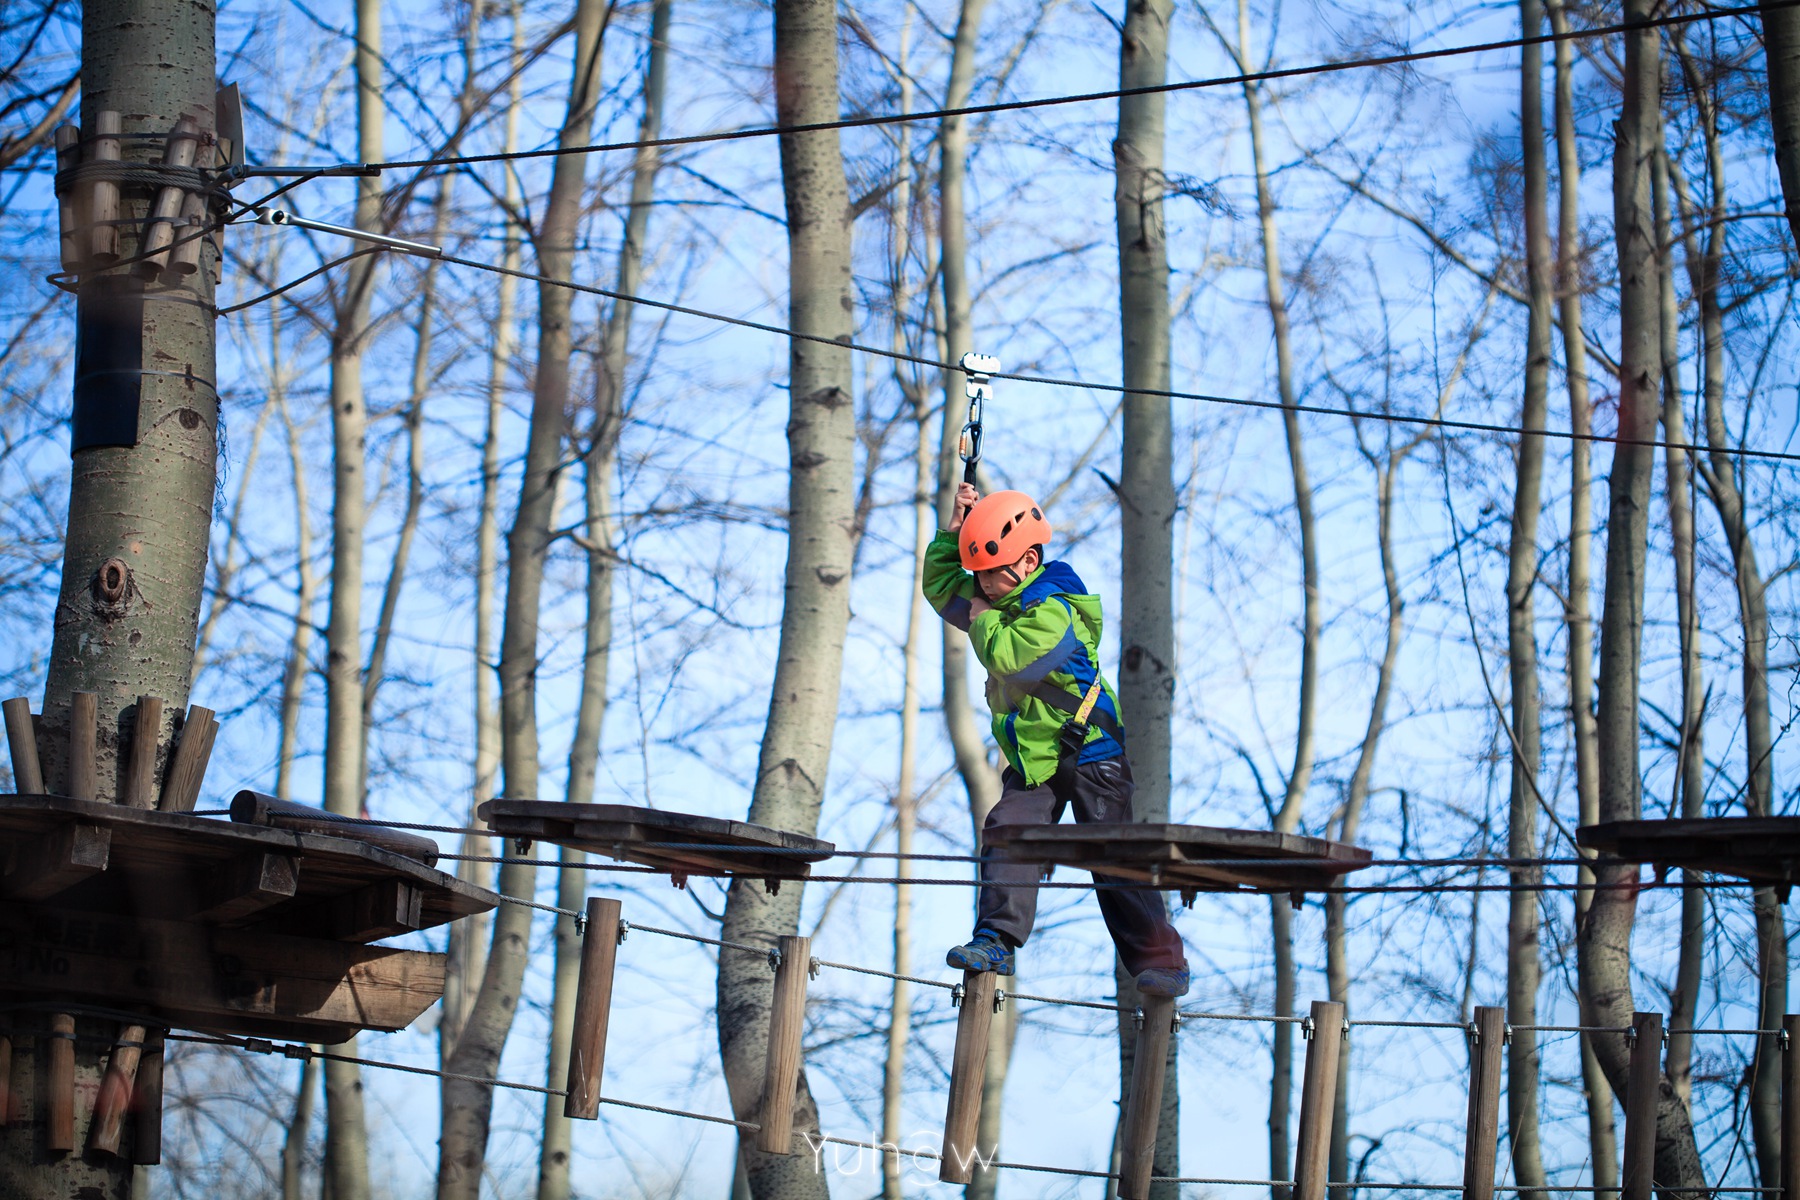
[1623,1025,1638,1050]
[993,988,1007,1012]
[616,919,630,945]
[767,948,782,974]
[1780,1028,1791,1052]
[255,207,442,259]
[572,911,587,937]
[951,982,965,1010]
[808,957,821,980]
[1133,1005,1145,1031]
[1302,1016,1316,1041]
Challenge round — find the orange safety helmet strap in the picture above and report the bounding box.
[960,490,1052,571]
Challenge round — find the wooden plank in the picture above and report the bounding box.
[67,692,97,801]
[158,706,216,813]
[191,852,300,924]
[757,934,810,1154]
[1621,1012,1661,1200]
[1462,1006,1504,1200]
[1118,995,1177,1200]
[283,877,424,942]
[1,822,110,899]
[939,970,997,1185]
[88,1023,144,1156]
[131,1031,164,1165]
[89,112,121,264]
[232,790,440,866]
[564,897,622,1120]
[2,699,43,795]
[123,696,163,809]
[477,801,835,881]
[1782,1014,1800,1200]
[46,1012,74,1152]
[1294,1000,1345,1200]
[0,903,446,1042]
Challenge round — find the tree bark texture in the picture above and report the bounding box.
[715,0,854,1193]
[1578,4,1706,1190]
[438,3,608,1195]
[6,0,220,1192]
[1761,0,1800,252]
[1506,0,1552,1184]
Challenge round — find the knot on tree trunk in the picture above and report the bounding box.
[89,557,139,619]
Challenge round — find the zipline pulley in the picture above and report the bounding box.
[958,352,999,485]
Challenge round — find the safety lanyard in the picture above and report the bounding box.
[958,352,998,484]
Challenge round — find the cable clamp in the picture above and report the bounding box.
[616,919,629,945]
[1503,1023,1514,1046]
[1780,1029,1791,1052]
[994,988,1007,1013]
[572,911,587,937]
[280,1043,312,1061]
[1624,1025,1638,1050]
[767,948,782,974]
[1134,1005,1145,1031]
[243,1038,274,1056]
[808,957,820,980]
[1467,1021,1480,1046]
[951,983,965,1010]
[1171,1010,1184,1034]
[1302,1016,1315,1041]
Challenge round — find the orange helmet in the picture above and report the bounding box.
[960,490,1052,571]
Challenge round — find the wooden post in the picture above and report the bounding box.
[131,1032,164,1166]
[158,705,216,812]
[1119,995,1179,1200]
[167,191,208,277]
[1782,1014,1800,1200]
[54,126,80,273]
[89,111,121,265]
[1461,1005,1505,1200]
[2,699,43,795]
[1293,1000,1346,1200]
[939,969,998,1184]
[67,691,97,801]
[0,1031,11,1127]
[123,696,163,809]
[46,1013,75,1153]
[138,116,200,276]
[1621,1012,1661,1200]
[564,897,622,1121]
[757,933,811,1154]
[87,1025,144,1156]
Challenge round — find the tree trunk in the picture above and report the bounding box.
[1547,0,1617,1185]
[715,0,854,1192]
[1505,0,1552,1184]
[283,1056,319,1200]
[1761,0,1800,252]
[274,350,317,805]
[1114,0,1181,1190]
[438,3,608,1195]
[1577,2,1707,1190]
[444,0,526,1072]
[4,0,220,1192]
[536,3,666,1193]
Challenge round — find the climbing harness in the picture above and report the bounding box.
[958,351,998,485]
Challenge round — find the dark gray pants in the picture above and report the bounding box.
[975,756,1186,976]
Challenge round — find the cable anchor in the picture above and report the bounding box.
[254,206,443,259]
[958,352,998,485]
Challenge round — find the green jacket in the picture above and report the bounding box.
[922,531,1126,787]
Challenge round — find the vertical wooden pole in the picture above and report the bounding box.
[757,934,811,1154]
[1621,1012,1661,1200]
[89,111,121,265]
[3,699,43,795]
[1461,1005,1505,1200]
[158,705,217,812]
[131,1032,164,1166]
[563,897,622,1120]
[46,1013,75,1153]
[123,696,163,809]
[138,116,199,275]
[87,1025,144,1156]
[1119,995,1179,1200]
[0,1031,12,1127]
[67,691,97,801]
[54,126,80,273]
[939,969,998,1184]
[1294,1000,1346,1200]
[1782,1014,1800,1200]
[167,191,208,277]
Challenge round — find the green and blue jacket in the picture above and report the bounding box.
[922,530,1125,788]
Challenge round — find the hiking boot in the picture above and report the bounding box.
[1134,965,1191,997]
[946,930,1015,976]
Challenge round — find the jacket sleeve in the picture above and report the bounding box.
[968,596,1084,684]
[922,531,979,631]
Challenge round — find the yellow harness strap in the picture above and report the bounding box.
[1073,676,1105,726]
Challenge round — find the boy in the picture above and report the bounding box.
[924,482,1190,997]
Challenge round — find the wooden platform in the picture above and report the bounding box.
[1579,817,1800,886]
[477,800,835,889]
[0,793,499,1042]
[983,822,1373,901]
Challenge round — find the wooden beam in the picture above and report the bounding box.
[1,821,111,900]
[131,1031,164,1165]
[564,897,621,1121]
[1119,995,1179,1200]
[939,969,997,1184]
[1621,1012,1662,1200]
[0,1030,12,1127]
[282,877,423,942]
[89,112,121,264]
[0,903,445,1041]
[67,691,97,801]
[2,698,43,795]
[1782,1013,1800,1200]
[158,705,216,812]
[88,1023,144,1156]
[123,696,163,809]
[46,1012,74,1152]
[1462,1006,1505,1200]
[757,934,810,1154]
[1294,1000,1346,1200]
[190,852,299,924]
[231,790,440,866]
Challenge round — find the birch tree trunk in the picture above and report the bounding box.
[1505,0,1551,1184]
[275,359,317,804]
[1577,4,1707,1188]
[444,0,526,1070]
[1760,0,1800,252]
[1114,0,1181,1191]
[715,0,855,1191]
[1547,0,1618,1184]
[438,3,609,1194]
[537,3,668,1192]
